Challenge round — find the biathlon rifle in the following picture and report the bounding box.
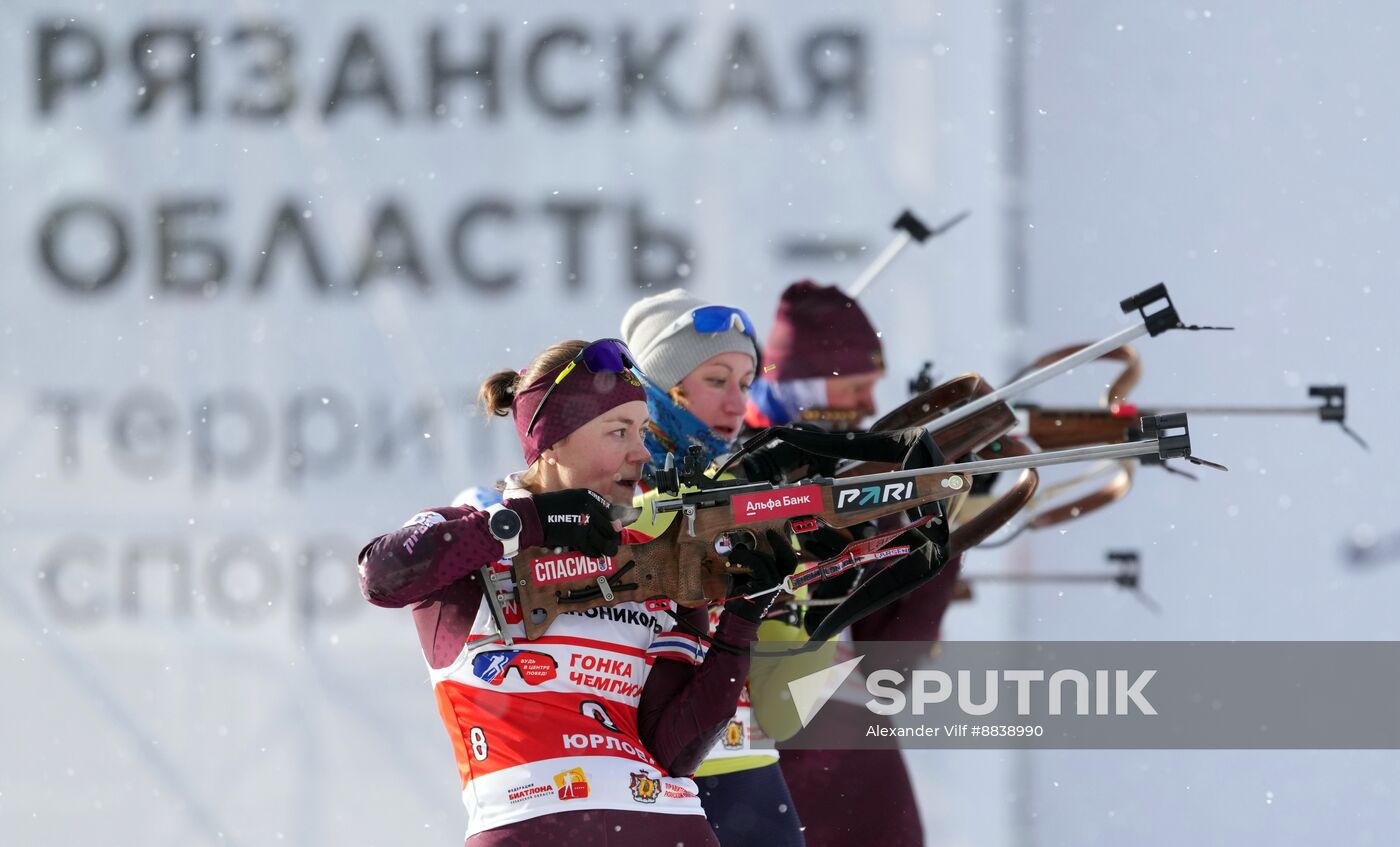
[1018,384,1367,451]
[961,550,1161,613]
[504,415,1218,640]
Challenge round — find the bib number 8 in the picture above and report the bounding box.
[469,726,489,761]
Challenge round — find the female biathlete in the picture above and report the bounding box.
[750,282,966,847]
[358,338,795,846]
[621,289,807,847]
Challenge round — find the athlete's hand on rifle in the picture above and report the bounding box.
[723,530,800,623]
[530,489,622,558]
[738,438,842,484]
[800,523,875,560]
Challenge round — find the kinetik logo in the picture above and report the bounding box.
[531,551,616,585]
[833,481,915,513]
[730,484,822,524]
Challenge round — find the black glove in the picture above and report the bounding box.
[724,529,800,623]
[738,439,842,484]
[803,540,941,644]
[799,523,876,561]
[529,488,621,558]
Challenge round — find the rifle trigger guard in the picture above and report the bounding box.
[714,530,756,557]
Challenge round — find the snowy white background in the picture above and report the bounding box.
[1,2,1397,846]
[962,4,1400,846]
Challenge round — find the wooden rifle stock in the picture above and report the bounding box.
[510,470,969,640]
[840,374,1016,477]
[1022,408,1136,449]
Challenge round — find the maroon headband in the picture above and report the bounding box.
[511,362,646,465]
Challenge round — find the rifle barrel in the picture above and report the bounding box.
[1029,405,1323,417]
[840,438,1163,487]
[967,572,1122,584]
[929,323,1148,433]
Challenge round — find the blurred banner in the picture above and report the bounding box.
[0,2,1005,845]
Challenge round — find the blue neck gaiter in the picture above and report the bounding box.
[642,380,734,470]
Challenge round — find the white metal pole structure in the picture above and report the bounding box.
[923,283,1231,435]
[845,209,970,299]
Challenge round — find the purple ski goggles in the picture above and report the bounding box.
[524,339,643,437]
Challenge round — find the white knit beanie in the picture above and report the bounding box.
[620,289,759,389]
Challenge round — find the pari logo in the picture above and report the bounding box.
[730,484,823,524]
[833,481,915,513]
[531,551,617,585]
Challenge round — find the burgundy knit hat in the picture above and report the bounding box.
[762,280,884,381]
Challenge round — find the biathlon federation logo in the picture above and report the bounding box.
[505,782,553,805]
[629,770,661,804]
[553,768,590,801]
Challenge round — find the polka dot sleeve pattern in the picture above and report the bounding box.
[358,498,543,608]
